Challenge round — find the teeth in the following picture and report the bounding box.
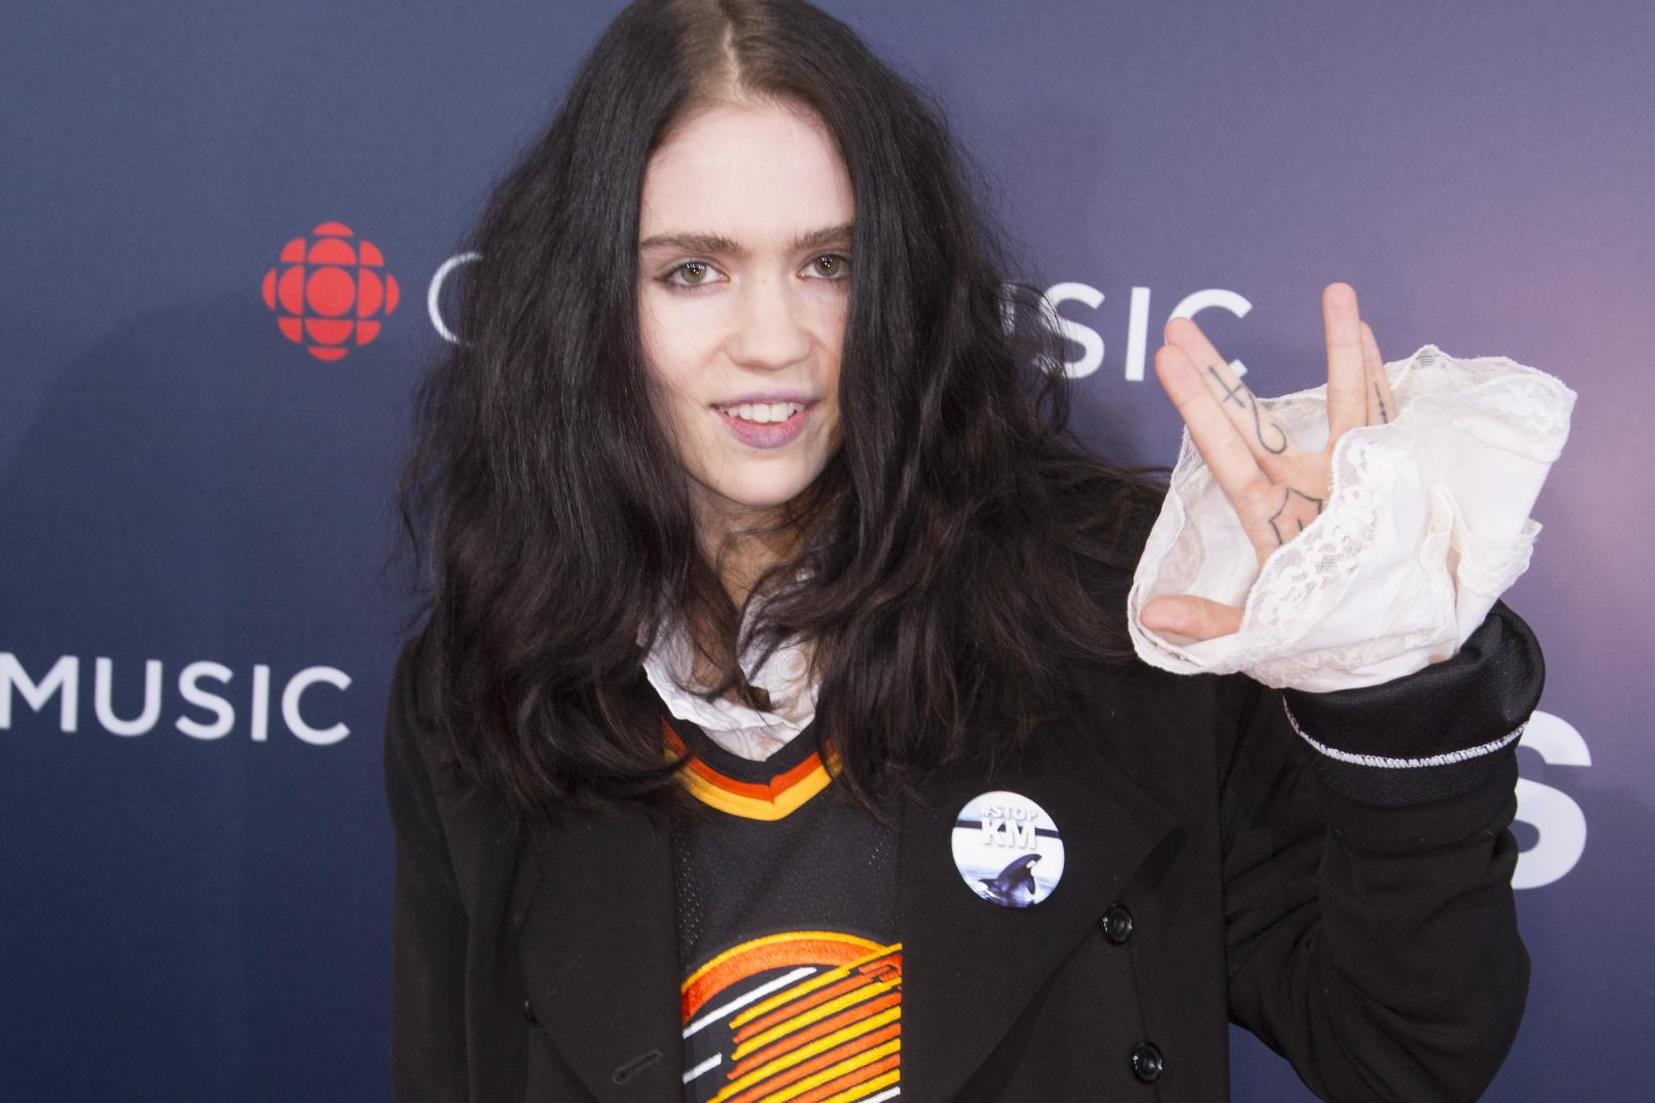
[722,402,804,424]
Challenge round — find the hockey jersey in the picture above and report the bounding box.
[665,712,904,1103]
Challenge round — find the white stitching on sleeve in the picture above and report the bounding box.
[1281,697,1526,769]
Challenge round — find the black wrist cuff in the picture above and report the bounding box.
[1279,599,1544,807]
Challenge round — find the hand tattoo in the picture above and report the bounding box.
[1207,364,1289,454]
[1267,486,1324,546]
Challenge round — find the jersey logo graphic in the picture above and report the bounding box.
[681,930,902,1102]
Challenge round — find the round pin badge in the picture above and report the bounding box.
[951,789,1065,908]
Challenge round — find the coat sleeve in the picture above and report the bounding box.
[1220,599,1540,1103]
[383,632,471,1101]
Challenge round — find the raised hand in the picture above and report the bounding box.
[1138,282,1397,642]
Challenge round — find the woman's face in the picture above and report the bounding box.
[637,98,852,535]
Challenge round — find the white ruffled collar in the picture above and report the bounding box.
[639,604,820,761]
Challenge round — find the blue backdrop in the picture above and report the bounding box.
[3,2,1649,1098]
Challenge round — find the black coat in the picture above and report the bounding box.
[382,599,1541,1102]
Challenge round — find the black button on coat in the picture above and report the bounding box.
[1101,903,1134,945]
[1130,1040,1164,1082]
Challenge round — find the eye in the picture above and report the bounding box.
[805,253,851,281]
[660,259,725,291]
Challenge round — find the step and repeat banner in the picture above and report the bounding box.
[2,2,1648,1099]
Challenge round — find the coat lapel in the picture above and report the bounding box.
[512,701,1180,1102]
[515,806,685,1101]
[897,709,1180,1100]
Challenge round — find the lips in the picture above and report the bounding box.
[712,401,812,449]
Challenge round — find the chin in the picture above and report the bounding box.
[701,469,823,515]
[724,483,811,511]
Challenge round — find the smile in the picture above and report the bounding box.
[712,401,813,449]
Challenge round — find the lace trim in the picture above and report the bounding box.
[1282,698,1527,768]
[1128,344,1575,692]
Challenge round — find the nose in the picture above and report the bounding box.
[726,270,814,371]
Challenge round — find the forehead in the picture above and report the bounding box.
[637,99,854,244]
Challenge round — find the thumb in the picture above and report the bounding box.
[1139,594,1244,641]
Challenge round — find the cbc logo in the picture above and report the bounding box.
[262,221,402,362]
[1,653,350,746]
[262,241,474,351]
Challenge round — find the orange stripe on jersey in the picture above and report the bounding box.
[662,718,842,820]
[767,1047,901,1103]
[733,949,900,1039]
[801,1055,902,1103]
[729,993,901,1076]
[735,972,880,1039]
[682,932,883,1024]
[720,1022,901,1103]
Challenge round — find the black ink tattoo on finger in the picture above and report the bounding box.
[1266,485,1325,546]
[1207,364,1289,454]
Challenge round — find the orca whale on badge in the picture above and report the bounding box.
[979,852,1042,907]
[951,789,1066,908]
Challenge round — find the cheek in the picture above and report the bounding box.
[651,378,718,479]
[638,296,714,405]
[637,296,675,379]
[639,352,719,474]
[818,404,844,457]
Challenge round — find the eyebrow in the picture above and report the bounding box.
[637,221,855,256]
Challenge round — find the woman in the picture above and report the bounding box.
[386,1,1568,1100]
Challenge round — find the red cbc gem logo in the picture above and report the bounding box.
[261,221,400,361]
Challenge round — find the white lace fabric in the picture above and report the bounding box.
[1127,344,1576,692]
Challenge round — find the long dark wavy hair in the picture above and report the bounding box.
[393,0,1168,826]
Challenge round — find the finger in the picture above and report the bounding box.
[1153,342,1269,507]
[1360,321,1396,426]
[1324,282,1367,443]
[1163,316,1298,478]
[1140,594,1244,640]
